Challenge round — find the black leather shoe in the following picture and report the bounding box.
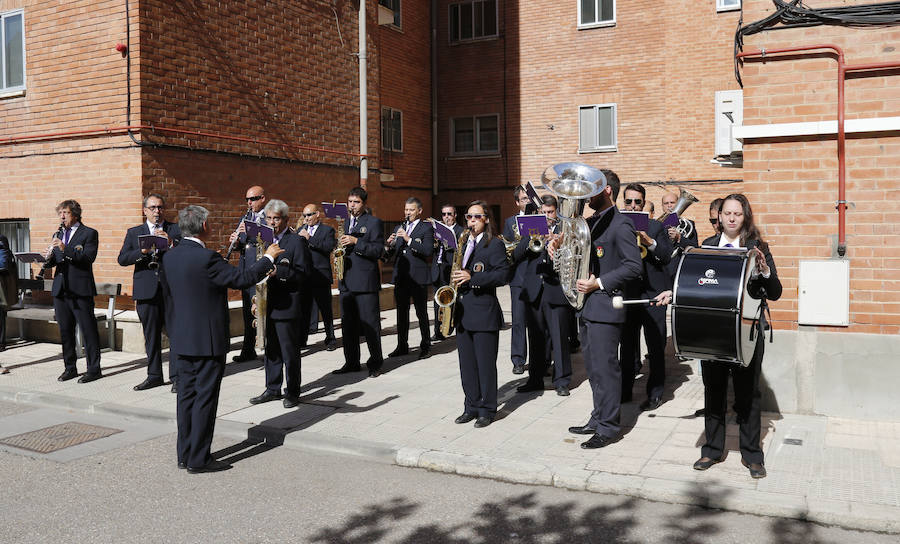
[78,372,102,384]
[640,397,662,411]
[431,333,446,342]
[177,461,187,470]
[368,369,381,378]
[186,459,232,474]
[454,412,477,424]
[693,456,724,471]
[516,381,544,393]
[249,391,283,404]
[581,434,614,449]
[134,378,164,391]
[556,386,570,397]
[58,369,78,382]
[512,363,525,375]
[231,353,257,363]
[388,346,409,358]
[568,424,595,435]
[332,364,361,374]
[283,395,300,409]
[742,459,767,479]
[171,382,177,394]
[474,416,494,428]
[417,346,431,360]
[325,340,338,352]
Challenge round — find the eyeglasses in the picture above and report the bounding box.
[623,198,643,205]
[442,212,455,216]
[303,212,317,217]
[144,205,164,210]
[709,218,719,225]
[465,214,485,220]
[246,195,264,202]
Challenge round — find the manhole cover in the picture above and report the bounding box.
[0,422,123,453]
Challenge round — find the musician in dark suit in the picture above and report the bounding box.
[662,191,699,279]
[162,205,280,473]
[563,170,642,449]
[502,186,532,375]
[452,200,510,428]
[431,204,464,341]
[332,187,385,377]
[297,203,337,351]
[385,197,434,360]
[118,194,182,391]
[514,195,575,396]
[227,185,267,363]
[619,184,672,411]
[43,200,104,383]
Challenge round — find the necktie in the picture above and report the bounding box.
[725,243,733,248]
[309,225,316,237]
[462,238,476,268]
[350,217,356,232]
[406,222,414,235]
[63,228,71,244]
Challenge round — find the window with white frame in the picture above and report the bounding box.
[579,104,617,152]
[382,107,403,152]
[451,115,499,155]
[449,0,498,43]
[578,0,615,29]
[1,10,25,94]
[379,0,401,28]
[717,0,741,12]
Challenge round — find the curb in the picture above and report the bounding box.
[2,385,898,534]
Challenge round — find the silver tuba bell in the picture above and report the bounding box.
[541,162,608,310]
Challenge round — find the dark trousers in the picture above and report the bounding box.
[340,290,383,371]
[456,326,499,417]
[175,354,225,469]
[509,285,527,366]
[394,280,430,349]
[240,287,256,356]
[264,318,300,396]
[523,296,573,388]
[620,304,667,401]
[701,339,765,464]
[581,320,622,438]
[53,294,101,374]
[0,307,6,348]
[136,292,176,382]
[299,281,336,346]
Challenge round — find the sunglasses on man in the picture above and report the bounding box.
[709,218,719,225]
[623,198,643,205]
[303,212,317,217]
[246,195,264,202]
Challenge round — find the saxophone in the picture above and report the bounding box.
[251,232,268,351]
[333,218,346,281]
[433,229,470,337]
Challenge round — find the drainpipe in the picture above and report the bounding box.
[431,0,438,197]
[359,0,368,189]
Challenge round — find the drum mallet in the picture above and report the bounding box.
[611,296,654,309]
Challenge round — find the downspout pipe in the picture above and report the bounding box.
[359,0,368,189]
[431,0,438,197]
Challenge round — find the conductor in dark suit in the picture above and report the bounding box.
[502,186,532,375]
[561,170,642,449]
[332,186,385,378]
[249,200,311,409]
[44,200,104,383]
[228,185,267,363]
[620,183,672,411]
[385,197,434,360]
[431,204,464,341]
[118,194,182,392]
[297,203,337,351]
[162,205,280,473]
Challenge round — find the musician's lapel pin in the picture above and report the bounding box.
[360,226,367,234]
[596,245,604,258]
[473,262,485,273]
[75,245,84,252]
[414,238,422,244]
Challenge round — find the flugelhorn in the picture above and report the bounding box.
[659,187,699,245]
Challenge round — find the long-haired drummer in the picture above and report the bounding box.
[452,201,510,429]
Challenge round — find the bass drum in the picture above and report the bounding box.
[671,246,761,366]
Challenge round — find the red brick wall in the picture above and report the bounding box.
[740,0,900,333]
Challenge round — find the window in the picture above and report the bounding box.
[449,1,498,43]
[0,219,31,280]
[1,10,25,94]
[382,107,402,152]
[379,0,401,28]
[578,0,615,29]
[579,104,617,152]
[717,0,741,12]
[451,115,499,155]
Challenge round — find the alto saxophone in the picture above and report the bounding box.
[251,232,268,351]
[333,218,346,281]
[433,229,470,337]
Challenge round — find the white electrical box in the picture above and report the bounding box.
[798,260,850,326]
[715,90,743,156]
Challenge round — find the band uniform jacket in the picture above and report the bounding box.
[623,218,673,299]
[299,222,336,285]
[431,223,464,285]
[387,220,434,286]
[513,221,568,306]
[666,219,698,278]
[117,221,182,300]
[339,213,384,294]
[580,208,642,324]
[161,239,274,357]
[455,236,510,332]
[267,230,311,321]
[503,215,528,288]
[701,234,782,303]
[45,224,99,298]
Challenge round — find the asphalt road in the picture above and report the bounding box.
[0,401,893,544]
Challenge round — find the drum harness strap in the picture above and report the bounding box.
[749,292,774,344]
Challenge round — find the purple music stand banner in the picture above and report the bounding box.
[433,221,458,249]
[321,202,349,221]
[244,221,275,244]
[516,214,549,237]
[621,211,650,232]
[661,212,680,229]
[139,235,169,252]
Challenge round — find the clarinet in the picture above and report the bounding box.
[37,223,65,279]
[224,208,252,259]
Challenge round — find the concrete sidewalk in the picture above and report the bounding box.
[1,290,898,533]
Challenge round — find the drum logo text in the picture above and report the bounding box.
[698,269,719,285]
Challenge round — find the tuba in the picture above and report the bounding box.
[542,163,608,310]
[659,187,699,256]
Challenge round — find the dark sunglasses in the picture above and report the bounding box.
[709,218,719,225]
[623,198,643,205]
[442,212,455,216]
[246,195,264,202]
[465,213,485,220]
[303,212,317,217]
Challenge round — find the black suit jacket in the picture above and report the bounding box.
[701,235,782,302]
[340,213,384,293]
[513,222,568,306]
[580,208,642,324]
[267,230,311,321]
[117,221,183,300]
[431,223,464,284]
[299,222,336,284]
[456,236,510,332]
[162,239,274,357]
[387,220,434,286]
[623,218,673,298]
[46,224,99,298]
